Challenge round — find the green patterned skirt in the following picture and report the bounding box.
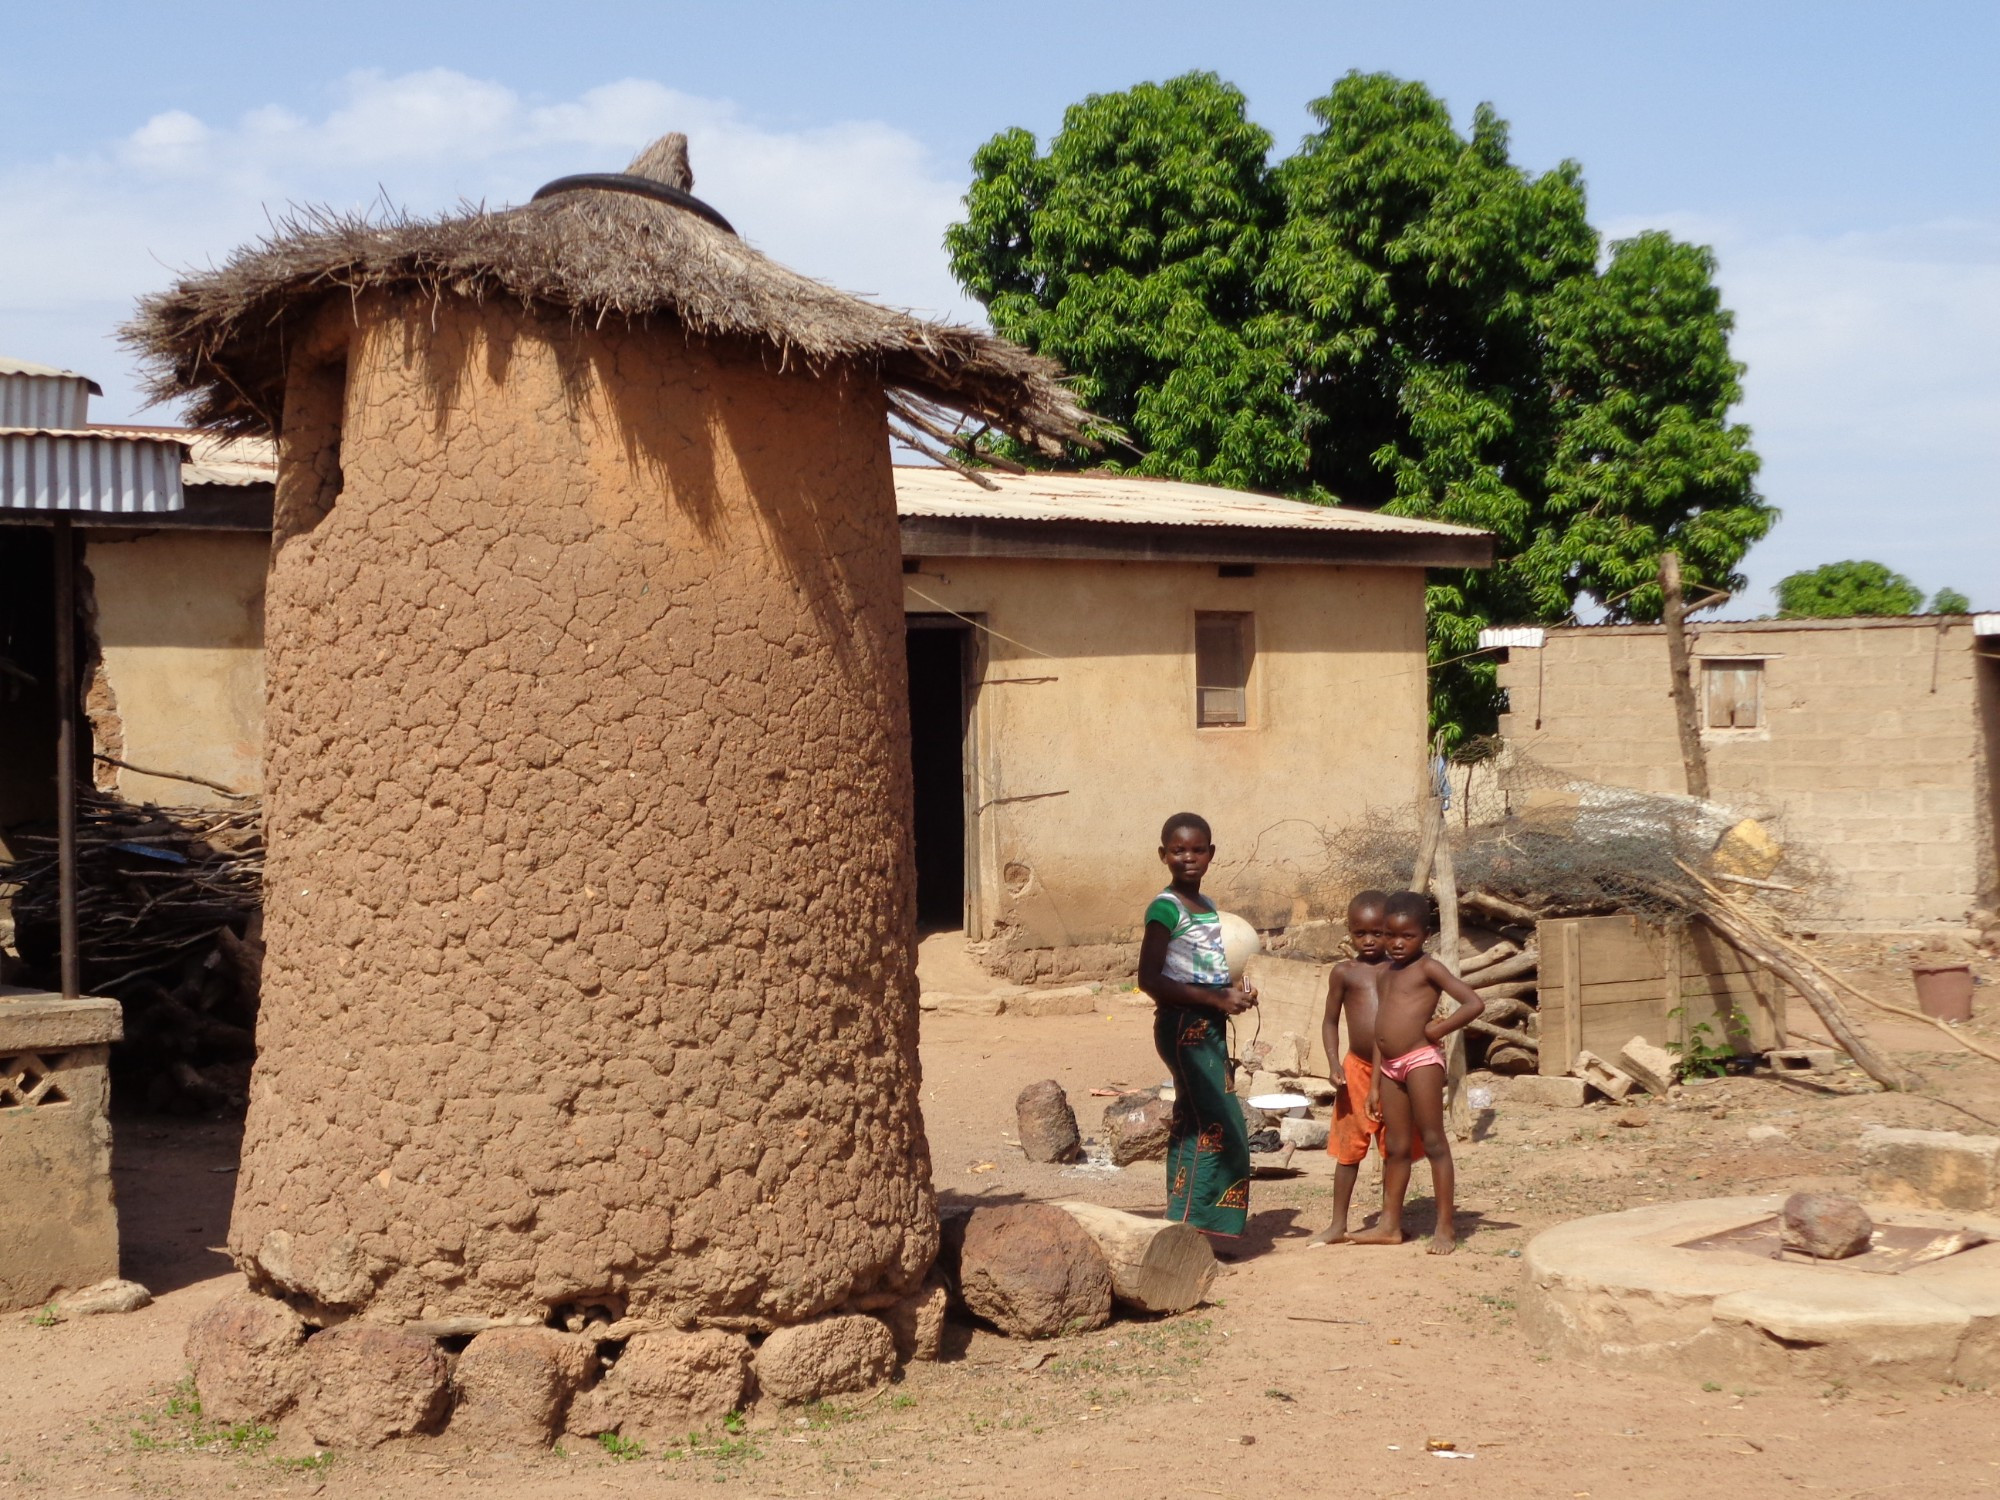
[1154,999,1250,1236]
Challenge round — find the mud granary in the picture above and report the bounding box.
[125,135,1089,1339]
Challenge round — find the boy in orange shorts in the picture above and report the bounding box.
[1307,891,1421,1245]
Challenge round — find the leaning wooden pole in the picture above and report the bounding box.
[1668,865,1922,1093]
[1431,823,1472,1140]
[1658,551,1710,801]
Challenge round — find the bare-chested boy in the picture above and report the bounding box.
[1307,890,1422,1246]
[1344,890,1484,1255]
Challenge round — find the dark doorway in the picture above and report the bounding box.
[0,527,63,858]
[905,621,970,928]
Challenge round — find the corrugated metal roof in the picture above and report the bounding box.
[0,429,186,514]
[891,466,1489,538]
[0,356,103,393]
[89,426,276,488]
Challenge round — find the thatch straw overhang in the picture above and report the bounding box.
[123,135,1092,470]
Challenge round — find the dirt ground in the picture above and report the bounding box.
[4,951,1998,1500]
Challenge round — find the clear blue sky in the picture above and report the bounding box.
[5,0,1994,611]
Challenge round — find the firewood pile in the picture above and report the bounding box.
[0,791,264,1114]
[1306,759,1949,1094]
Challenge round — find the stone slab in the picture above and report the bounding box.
[1522,1194,2000,1389]
[0,994,124,1050]
[1006,985,1106,1018]
[1861,1126,2000,1211]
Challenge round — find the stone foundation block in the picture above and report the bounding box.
[296,1323,450,1447]
[1278,1116,1330,1150]
[0,993,122,1312]
[569,1329,751,1440]
[451,1326,594,1447]
[186,1292,310,1425]
[880,1274,949,1363]
[1509,1075,1590,1108]
[1617,1035,1677,1095]
[1861,1126,2000,1210]
[754,1315,897,1403]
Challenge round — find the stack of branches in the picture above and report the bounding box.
[1,790,265,1114]
[1311,760,1942,1093]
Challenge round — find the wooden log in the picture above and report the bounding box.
[1464,945,1539,986]
[1474,979,1538,1002]
[1484,1043,1539,1076]
[1050,1201,1219,1314]
[1480,995,1535,1029]
[1468,1018,1539,1051]
[1457,937,1520,970]
[1462,889,1544,927]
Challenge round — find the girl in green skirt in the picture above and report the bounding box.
[1137,813,1258,1239]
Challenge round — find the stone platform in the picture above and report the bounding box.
[1522,1194,2000,1389]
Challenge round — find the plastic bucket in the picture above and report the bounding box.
[1912,963,1975,1023]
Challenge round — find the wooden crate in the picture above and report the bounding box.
[1537,914,1784,1076]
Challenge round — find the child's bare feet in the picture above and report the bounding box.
[1306,1222,1346,1247]
[1428,1227,1457,1255]
[1340,1223,1406,1246]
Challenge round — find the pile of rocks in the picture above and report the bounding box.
[185,1276,948,1450]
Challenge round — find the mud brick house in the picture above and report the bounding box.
[896,467,1492,981]
[120,129,1090,1362]
[1491,616,2000,931]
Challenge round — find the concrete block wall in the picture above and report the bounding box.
[1497,618,1994,929]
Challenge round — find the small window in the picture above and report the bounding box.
[1195,612,1253,727]
[1702,659,1764,730]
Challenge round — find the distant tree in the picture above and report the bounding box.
[1930,587,1972,615]
[950,71,1772,746]
[1774,561,1924,618]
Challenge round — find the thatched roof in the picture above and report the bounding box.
[122,134,1092,470]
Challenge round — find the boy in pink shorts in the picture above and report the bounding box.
[1344,890,1484,1254]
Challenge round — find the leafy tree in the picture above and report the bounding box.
[946,74,1303,491]
[949,71,1773,745]
[1930,587,1971,614]
[1774,561,1923,618]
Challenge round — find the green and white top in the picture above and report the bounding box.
[1145,889,1229,989]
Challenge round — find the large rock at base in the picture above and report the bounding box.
[880,1273,949,1363]
[1781,1192,1874,1260]
[1618,1035,1678,1096]
[1015,1080,1083,1164]
[451,1326,594,1446]
[295,1323,450,1448]
[754,1315,897,1403]
[568,1328,752,1440]
[951,1203,1113,1340]
[1102,1092,1173,1166]
[185,1292,310,1424]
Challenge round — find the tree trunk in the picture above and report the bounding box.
[1463,945,1539,986]
[1659,551,1711,801]
[1049,1201,1219,1314]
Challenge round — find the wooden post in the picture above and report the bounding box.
[1658,551,1710,800]
[1432,826,1471,1141]
[53,516,80,1001]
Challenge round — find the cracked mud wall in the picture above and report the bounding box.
[233,292,933,1326]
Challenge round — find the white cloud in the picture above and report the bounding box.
[0,69,981,422]
[1606,213,2000,610]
